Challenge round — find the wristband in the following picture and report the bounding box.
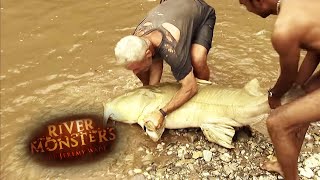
[159,108,167,117]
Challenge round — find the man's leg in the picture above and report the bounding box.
[191,44,210,80]
[266,89,320,180]
[191,8,215,81]
[263,71,320,175]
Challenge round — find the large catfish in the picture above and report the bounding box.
[104,79,303,148]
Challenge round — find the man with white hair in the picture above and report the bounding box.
[239,0,320,179]
[115,0,216,131]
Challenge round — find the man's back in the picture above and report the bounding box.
[276,0,320,52]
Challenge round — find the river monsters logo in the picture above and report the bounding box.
[29,116,116,162]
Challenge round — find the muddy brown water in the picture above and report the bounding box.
[1,0,288,179]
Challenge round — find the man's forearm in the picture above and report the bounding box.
[272,72,296,97]
[136,71,150,86]
[162,84,197,114]
[149,59,163,85]
[271,55,299,97]
[296,52,320,86]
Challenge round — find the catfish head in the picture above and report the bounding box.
[104,87,159,125]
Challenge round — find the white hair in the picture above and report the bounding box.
[114,35,148,64]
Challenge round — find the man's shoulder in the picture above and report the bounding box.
[273,15,305,42]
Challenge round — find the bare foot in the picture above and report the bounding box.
[260,156,284,177]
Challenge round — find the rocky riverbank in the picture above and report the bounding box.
[124,123,320,180]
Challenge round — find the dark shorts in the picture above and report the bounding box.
[192,9,216,51]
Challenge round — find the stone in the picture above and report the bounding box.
[202,171,210,177]
[219,153,232,163]
[133,169,143,174]
[178,147,187,159]
[203,150,212,162]
[223,165,233,175]
[299,167,314,178]
[192,151,203,159]
[304,154,320,168]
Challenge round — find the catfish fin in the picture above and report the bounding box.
[244,78,264,96]
[200,123,235,149]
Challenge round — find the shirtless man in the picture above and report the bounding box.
[114,0,215,132]
[239,0,320,179]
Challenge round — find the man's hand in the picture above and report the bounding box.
[144,110,165,131]
[268,96,281,109]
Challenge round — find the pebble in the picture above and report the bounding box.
[134,169,143,174]
[304,154,320,168]
[203,150,212,162]
[219,153,232,162]
[202,171,210,177]
[110,124,320,179]
[156,144,164,150]
[299,167,314,178]
[192,151,203,159]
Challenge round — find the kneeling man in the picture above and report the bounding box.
[115,0,216,132]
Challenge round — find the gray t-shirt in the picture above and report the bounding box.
[134,0,215,81]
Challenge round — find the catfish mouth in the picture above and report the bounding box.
[146,128,163,142]
[137,119,165,142]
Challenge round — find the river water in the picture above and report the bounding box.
[1,0,287,179]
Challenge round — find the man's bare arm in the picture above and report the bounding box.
[270,29,300,97]
[149,59,163,85]
[136,71,150,86]
[296,52,320,86]
[162,70,198,114]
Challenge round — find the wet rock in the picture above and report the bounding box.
[156,143,164,150]
[223,165,233,175]
[178,146,187,159]
[217,148,228,153]
[173,174,180,179]
[304,154,320,168]
[145,167,153,172]
[305,134,313,141]
[219,153,232,163]
[184,153,192,159]
[202,171,210,177]
[306,143,314,149]
[133,169,143,174]
[187,164,195,172]
[128,170,134,176]
[211,170,220,176]
[210,148,216,153]
[125,154,134,162]
[142,154,154,165]
[299,167,314,178]
[175,160,184,167]
[192,151,203,159]
[203,150,212,162]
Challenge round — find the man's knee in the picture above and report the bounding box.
[266,110,287,136]
[191,44,208,62]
